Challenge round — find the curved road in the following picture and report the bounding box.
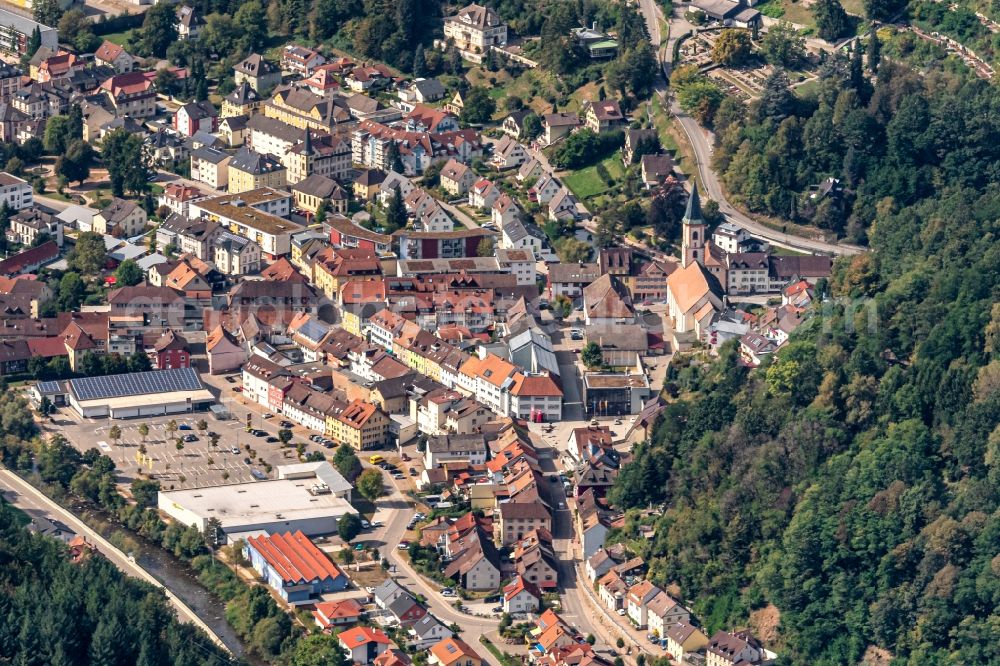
[637,0,864,257]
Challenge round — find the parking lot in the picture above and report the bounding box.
[51,411,320,491]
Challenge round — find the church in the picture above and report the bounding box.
[666,184,725,349]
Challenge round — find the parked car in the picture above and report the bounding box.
[441,588,455,597]
[178,424,192,430]
[397,541,410,549]
[617,608,627,616]
[360,519,370,529]
[265,436,279,443]
[230,447,240,455]
[233,387,242,392]
[409,467,417,476]
[280,420,293,428]
[251,469,267,480]
[371,520,383,528]
[243,457,252,464]
[263,413,274,419]
[492,606,503,613]
[183,434,198,442]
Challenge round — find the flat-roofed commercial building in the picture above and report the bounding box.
[66,367,215,419]
[158,464,357,541]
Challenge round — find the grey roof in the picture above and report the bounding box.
[292,173,341,199]
[100,198,140,224]
[225,81,261,105]
[214,230,254,254]
[235,53,277,76]
[374,578,410,606]
[247,114,304,143]
[230,147,284,175]
[412,78,446,98]
[683,181,702,224]
[190,145,230,164]
[410,613,447,638]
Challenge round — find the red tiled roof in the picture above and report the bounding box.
[339,626,391,648]
[246,530,345,584]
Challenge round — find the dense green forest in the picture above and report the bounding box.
[609,55,1000,665]
[0,393,348,665]
[709,47,1000,243]
[0,503,235,666]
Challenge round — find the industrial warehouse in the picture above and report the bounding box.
[32,367,216,419]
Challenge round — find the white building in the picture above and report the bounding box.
[0,172,32,210]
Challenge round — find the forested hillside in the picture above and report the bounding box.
[0,504,235,666]
[609,57,1000,664]
[710,51,1000,243]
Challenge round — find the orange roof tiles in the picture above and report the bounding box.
[246,530,345,585]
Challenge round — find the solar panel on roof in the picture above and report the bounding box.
[298,318,329,343]
[70,368,203,401]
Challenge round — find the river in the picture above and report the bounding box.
[78,505,265,665]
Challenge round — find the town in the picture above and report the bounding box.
[0,0,940,665]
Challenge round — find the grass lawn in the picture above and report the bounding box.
[755,0,817,27]
[793,79,822,99]
[770,244,808,256]
[101,31,131,46]
[563,155,625,200]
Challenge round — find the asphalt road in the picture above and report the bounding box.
[0,469,228,652]
[376,477,505,666]
[638,0,865,257]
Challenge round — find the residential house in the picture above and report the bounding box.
[282,45,326,75]
[706,631,773,666]
[497,501,551,546]
[598,570,629,611]
[213,231,262,276]
[424,433,487,468]
[339,627,392,665]
[234,54,281,93]
[150,330,190,370]
[529,173,562,204]
[353,168,387,201]
[222,81,262,118]
[190,146,232,189]
[228,147,287,194]
[582,99,625,133]
[313,598,364,631]
[503,575,542,614]
[398,78,447,105]
[100,72,156,118]
[627,580,661,629]
[440,158,475,196]
[94,41,135,73]
[548,262,600,299]
[175,100,218,137]
[219,116,248,147]
[664,623,710,663]
[541,112,579,145]
[491,135,528,170]
[94,199,147,238]
[405,105,459,133]
[582,274,634,326]
[646,591,690,638]
[469,179,500,210]
[7,208,62,247]
[502,109,530,138]
[428,638,482,666]
[640,154,675,188]
[623,128,658,164]
[175,5,205,39]
[157,183,208,219]
[585,548,617,583]
[548,187,581,222]
[292,173,347,215]
[408,615,451,650]
[206,325,244,374]
[442,4,507,53]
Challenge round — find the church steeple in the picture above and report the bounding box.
[682,182,706,268]
[302,128,315,156]
[683,181,703,224]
